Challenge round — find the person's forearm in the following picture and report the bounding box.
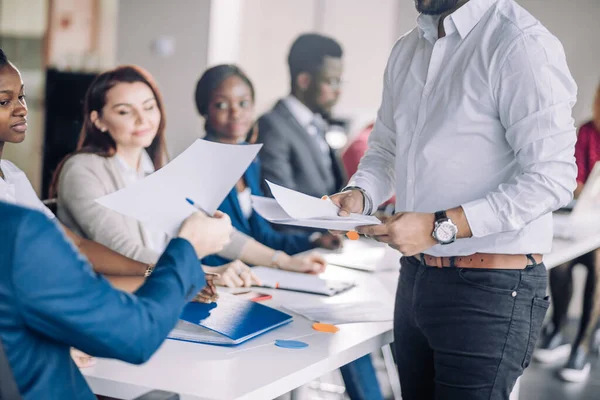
[105,275,145,292]
[237,238,291,268]
[79,238,149,275]
[62,226,148,276]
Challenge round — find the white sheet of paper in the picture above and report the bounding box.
[266,180,339,219]
[251,266,354,296]
[284,302,394,325]
[251,195,380,231]
[252,181,381,231]
[96,140,262,236]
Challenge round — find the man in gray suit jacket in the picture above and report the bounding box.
[257,33,346,199]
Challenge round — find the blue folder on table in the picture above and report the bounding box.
[168,294,293,346]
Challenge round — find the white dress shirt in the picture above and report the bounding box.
[349,0,577,256]
[0,159,55,219]
[237,186,253,220]
[114,151,169,254]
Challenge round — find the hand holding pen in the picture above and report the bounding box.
[178,198,233,258]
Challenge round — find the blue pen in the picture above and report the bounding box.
[185,197,210,215]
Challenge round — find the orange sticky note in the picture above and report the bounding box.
[313,323,340,333]
[346,231,360,240]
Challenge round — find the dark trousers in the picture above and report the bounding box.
[394,256,549,400]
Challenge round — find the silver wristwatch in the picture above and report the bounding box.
[432,210,458,245]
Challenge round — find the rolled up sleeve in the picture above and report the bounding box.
[462,33,578,237]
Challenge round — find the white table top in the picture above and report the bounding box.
[84,265,395,400]
[84,228,600,400]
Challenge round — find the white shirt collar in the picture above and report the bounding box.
[417,0,499,43]
[283,95,320,129]
[114,150,155,178]
[0,159,55,219]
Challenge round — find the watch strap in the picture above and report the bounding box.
[434,210,447,222]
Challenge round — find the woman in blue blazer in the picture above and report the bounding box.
[196,65,341,269]
[194,64,383,400]
[203,157,318,265]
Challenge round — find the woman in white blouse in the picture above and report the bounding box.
[52,65,258,287]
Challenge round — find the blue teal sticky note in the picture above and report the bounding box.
[275,340,308,349]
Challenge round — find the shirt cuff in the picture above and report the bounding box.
[342,185,374,215]
[461,197,504,238]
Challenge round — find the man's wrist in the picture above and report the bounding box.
[446,206,472,239]
[342,186,373,215]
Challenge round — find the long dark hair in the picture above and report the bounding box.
[194,64,258,142]
[50,65,168,198]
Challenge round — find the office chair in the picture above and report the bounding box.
[0,338,22,400]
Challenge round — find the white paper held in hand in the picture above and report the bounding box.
[95,140,262,236]
[251,180,381,231]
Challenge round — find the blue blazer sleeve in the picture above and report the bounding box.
[11,210,204,365]
[246,161,314,255]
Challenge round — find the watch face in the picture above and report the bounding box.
[435,221,457,243]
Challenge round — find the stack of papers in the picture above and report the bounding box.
[252,266,355,296]
[251,181,381,231]
[96,140,262,236]
[284,302,394,325]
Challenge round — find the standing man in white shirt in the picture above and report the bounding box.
[331,0,578,399]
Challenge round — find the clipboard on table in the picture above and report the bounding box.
[168,294,292,346]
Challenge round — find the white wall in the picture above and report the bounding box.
[0,0,47,37]
[517,0,600,126]
[236,0,319,115]
[116,0,212,157]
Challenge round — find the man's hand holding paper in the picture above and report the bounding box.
[251,181,381,232]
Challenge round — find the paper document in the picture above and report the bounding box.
[252,266,355,296]
[284,301,394,325]
[96,140,261,236]
[251,181,381,231]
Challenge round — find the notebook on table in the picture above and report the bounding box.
[252,266,355,296]
[168,294,292,346]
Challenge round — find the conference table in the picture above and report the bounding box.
[84,227,600,400]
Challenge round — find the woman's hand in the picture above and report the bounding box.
[280,252,327,274]
[193,272,219,303]
[208,260,262,288]
[71,348,95,368]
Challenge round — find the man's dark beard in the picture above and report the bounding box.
[414,0,461,15]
